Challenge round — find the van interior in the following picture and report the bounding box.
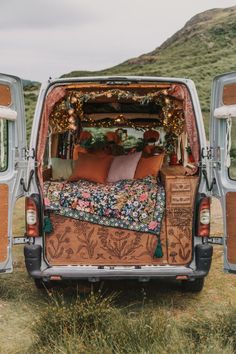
[40,82,200,267]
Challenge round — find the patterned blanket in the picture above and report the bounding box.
[43,176,165,237]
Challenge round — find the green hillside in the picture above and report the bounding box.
[25,6,236,139]
[62,6,236,130]
[24,83,40,142]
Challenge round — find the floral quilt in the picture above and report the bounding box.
[43,176,165,236]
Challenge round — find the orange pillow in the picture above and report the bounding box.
[134,154,164,179]
[72,144,87,160]
[69,153,113,184]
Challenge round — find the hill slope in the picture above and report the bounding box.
[63,6,236,120]
[25,6,236,139]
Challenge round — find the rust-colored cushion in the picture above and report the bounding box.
[134,154,164,179]
[69,153,113,184]
[72,144,87,160]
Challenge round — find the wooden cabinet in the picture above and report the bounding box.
[160,166,199,265]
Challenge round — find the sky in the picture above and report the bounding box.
[1,0,236,82]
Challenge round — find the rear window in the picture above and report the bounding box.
[0,119,8,172]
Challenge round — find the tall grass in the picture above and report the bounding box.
[30,291,236,354]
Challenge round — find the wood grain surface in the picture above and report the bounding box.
[226,192,236,264]
[0,184,9,263]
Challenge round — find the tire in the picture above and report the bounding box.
[181,278,205,293]
[34,279,52,290]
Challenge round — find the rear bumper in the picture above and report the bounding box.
[28,266,208,282]
[24,243,213,282]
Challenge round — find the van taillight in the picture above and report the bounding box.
[25,197,39,237]
[197,197,210,237]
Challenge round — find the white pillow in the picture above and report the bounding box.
[51,158,74,180]
[107,152,142,182]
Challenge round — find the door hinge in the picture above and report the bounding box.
[206,237,223,245]
[23,147,35,160]
[13,237,33,245]
[201,146,221,163]
[201,147,213,159]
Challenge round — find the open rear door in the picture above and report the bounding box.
[0,74,26,273]
[210,72,236,274]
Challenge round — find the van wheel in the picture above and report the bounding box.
[34,279,51,289]
[181,278,205,292]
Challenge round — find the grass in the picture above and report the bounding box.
[29,293,236,354]
[0,198,234,353]
[22,284,236,354]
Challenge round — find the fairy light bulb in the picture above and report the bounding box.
[68,108,75,116]
[71,96,77,103]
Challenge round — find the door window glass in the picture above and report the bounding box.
[0,119,8,172]
[229,119,236,179]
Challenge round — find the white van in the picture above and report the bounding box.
[0,73,235,292]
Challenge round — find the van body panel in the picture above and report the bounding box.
[1,73,234,281]
[0,74,26,273]
[28,76,209,280]
[210,72,236,273]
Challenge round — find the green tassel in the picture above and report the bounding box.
[43,216,53,233]
[154,237,163,258]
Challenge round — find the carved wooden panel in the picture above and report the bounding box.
[170,181,191,192]
[45,214,168,266]
[170,194,191,206]
[0,184,9,263]
[166,207,192,227]
[226,192,236,264]
[160,166,199,265]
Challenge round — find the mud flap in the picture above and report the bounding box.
[24,244,42,275]
[195,244,213,274]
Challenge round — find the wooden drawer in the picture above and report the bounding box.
[170,193,191,206]
[170,181,191,192]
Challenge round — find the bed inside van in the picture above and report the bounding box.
[38,82,200,267]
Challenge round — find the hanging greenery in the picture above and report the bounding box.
[49,88,185,139]
[164,132,178,154]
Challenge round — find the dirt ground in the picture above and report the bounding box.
[0,198,235,354]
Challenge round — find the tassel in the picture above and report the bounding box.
[154,237,163,258]
[43,216,53,233]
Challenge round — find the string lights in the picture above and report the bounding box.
[49,89,185,139]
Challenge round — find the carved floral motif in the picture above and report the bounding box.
[45,215,167,265]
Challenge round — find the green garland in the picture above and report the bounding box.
[49,89,185,139]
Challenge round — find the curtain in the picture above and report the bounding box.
[36,86,66,189]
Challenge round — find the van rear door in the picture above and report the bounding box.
[0,74,26,273]
[210,72,236,274]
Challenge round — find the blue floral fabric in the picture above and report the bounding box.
[43,176,165,236]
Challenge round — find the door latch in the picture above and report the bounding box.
[20,169,34,192]
[202,169,216,192]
